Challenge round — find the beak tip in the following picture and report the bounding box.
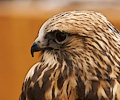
[31,42,41,57]
[31,53,34,57]
[31,49,34,57]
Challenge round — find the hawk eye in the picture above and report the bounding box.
[55,32,66,43]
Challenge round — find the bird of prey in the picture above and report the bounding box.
[19,11,120,100]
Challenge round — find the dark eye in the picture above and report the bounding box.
[55,32,66,43]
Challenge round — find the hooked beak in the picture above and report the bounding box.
[31,42,42,57]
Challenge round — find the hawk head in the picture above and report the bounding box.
[31,11,119,63]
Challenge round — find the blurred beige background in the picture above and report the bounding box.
[0,0,120,100]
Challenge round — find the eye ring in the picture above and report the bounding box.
[55,31,67,44]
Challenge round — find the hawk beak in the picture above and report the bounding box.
[31,42,41,57]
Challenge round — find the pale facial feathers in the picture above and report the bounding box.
[20,11,120,100]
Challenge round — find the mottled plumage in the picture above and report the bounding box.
[19,11,120,100]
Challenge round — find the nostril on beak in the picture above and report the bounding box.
[37,41,40,43]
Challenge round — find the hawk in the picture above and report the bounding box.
[19,11,120,100]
